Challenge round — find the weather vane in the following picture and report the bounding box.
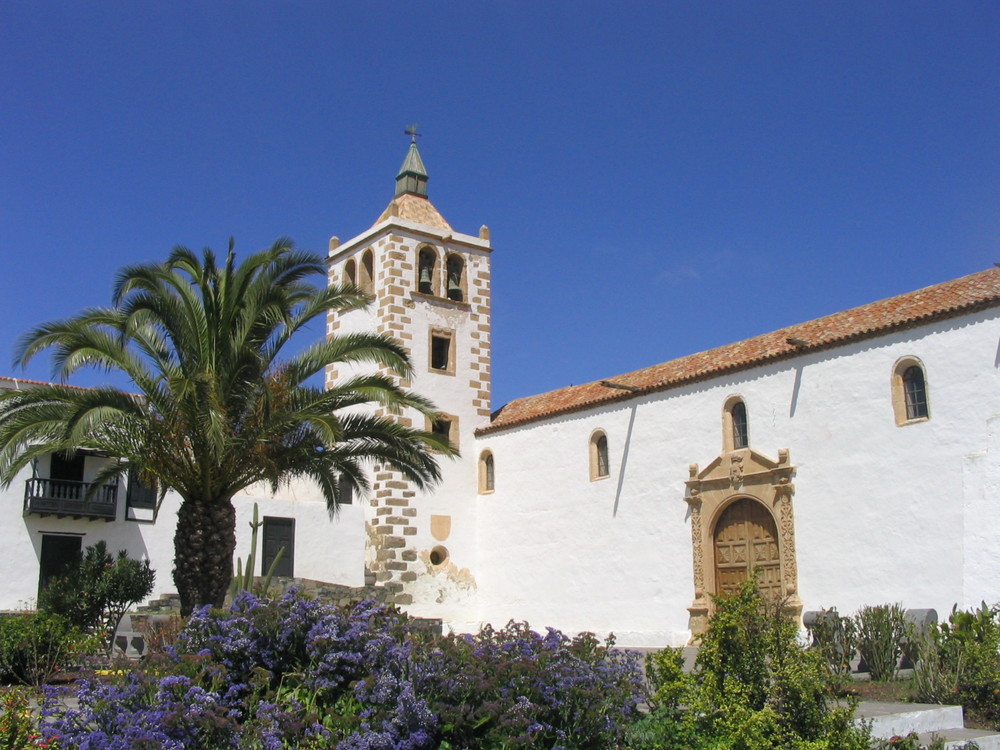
[404,123,422,143]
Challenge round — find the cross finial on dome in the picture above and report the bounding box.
[396,128,428,197]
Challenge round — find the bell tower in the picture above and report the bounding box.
[326,133,491,616]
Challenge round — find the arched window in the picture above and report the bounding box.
[479,451,495,494]
[724,397,749,451]
[359,249,375,295]
[417,247,437,295]
[892,357,930,425]
[445,254,465,302]
[903,367,928,419]
[731,401,749,449]
[589,431,609,480]
[344,258,357,287]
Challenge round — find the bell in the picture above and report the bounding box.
[447,277,463,301]
[419,265,433,293]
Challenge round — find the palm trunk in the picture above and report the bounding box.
[173,495,237,616]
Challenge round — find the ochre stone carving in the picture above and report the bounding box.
[729,453,744,487]
[430,514,452,541]
[684,448,801,638]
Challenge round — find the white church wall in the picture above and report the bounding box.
[963,412,1000,611]
[472,307,1000,646]
[233,479,366,587]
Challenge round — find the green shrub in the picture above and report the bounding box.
[947,603,1000,727]
[38,540,154,656]
[623,705,708,750]
[912,602,1000,728]
[690,580,869,749]
[810,607,857,678]
[913,623,962,705]
[0,612,86,686]
[645,647,690,711]
[626,577,871,750]
[625,648,703,750]
[856,603,907,682]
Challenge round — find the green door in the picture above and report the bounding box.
[39,534,82,595]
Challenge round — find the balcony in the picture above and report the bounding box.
[24,477,118,520]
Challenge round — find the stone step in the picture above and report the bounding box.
[857,701,965,738]
[914,727,1000,749]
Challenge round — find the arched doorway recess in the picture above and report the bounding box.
[684,448,800,637]
[713,497,781,599]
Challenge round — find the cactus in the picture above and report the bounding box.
[228,503,285,601]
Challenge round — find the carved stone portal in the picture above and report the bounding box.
[685,448,800,638]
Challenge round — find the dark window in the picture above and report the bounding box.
[431,334,451,371]
[484,453,495,492]
[731,401,749,449]
[39,534,82,595]
[49,452,85,500]
[126,467,157,510]
[595,435,609,477]
[903,366,928,420]
[337,482,354,505]
[433,419,452,440]
[262,517,294,578]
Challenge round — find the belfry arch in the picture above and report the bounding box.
[684,448,800,637]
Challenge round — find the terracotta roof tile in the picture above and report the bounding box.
[0,376,139,396]
[480,266,1000,434]
[0,375,90,391]
[374,194,452,231]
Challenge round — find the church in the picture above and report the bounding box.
[4,142,1000,647]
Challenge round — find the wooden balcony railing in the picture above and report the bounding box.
[24,477,118,520]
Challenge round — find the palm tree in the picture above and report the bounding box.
[0,240,452,615]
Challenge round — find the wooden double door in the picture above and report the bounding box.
[713,497,781,599]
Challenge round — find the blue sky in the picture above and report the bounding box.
[2,2,999,408]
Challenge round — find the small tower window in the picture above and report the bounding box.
[589,431,610,480]
[359,249,375,295]
[429,329,455,374]
[723,397,749,451]
[892,357,930,425]
[417,247,437,295]
[479,451,495,494]
[428,413,459,452]
[344,259,357,287]
[446,254,465,302]
[336,482,354,505]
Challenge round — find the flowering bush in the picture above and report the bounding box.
[0,688,58,748]
[40,589,643,749]
[410,622,643,749]
[41,673,240,749]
